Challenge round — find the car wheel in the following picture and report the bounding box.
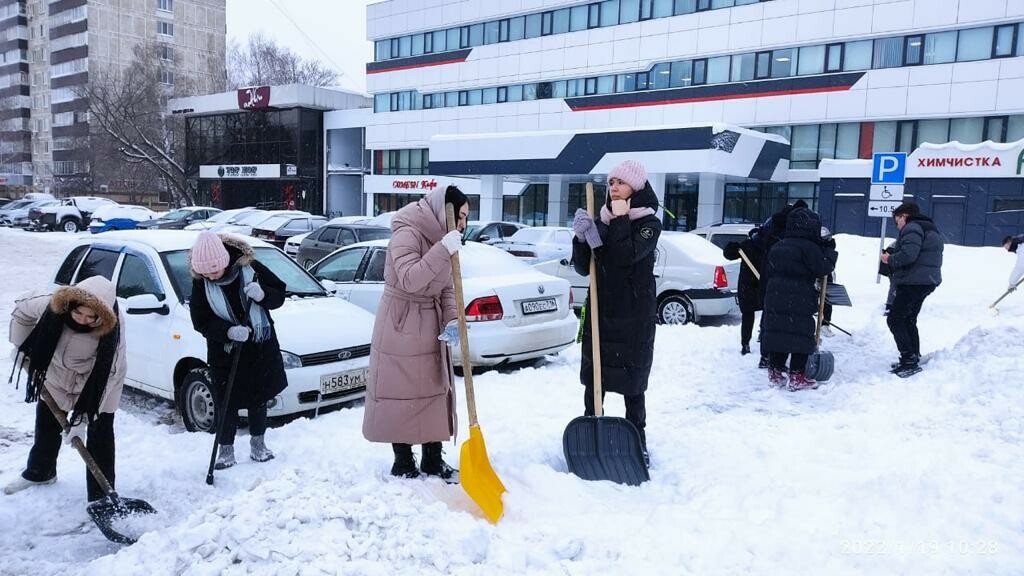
[657,294,695,325]
[60,218,80,233]
[303,259,315,270]
[178,367,221,433]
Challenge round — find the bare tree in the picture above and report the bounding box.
[80,43,195,206]
[228,32,339,88]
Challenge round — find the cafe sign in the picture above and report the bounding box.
[392,178,439,190]
[199,164,282,179]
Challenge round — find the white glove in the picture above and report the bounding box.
[63,420,87,446]
[227,325,251,342]
[244,281,265,302]
[440,230,463,255]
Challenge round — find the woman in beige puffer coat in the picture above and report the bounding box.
[362,185,468,483]
[4,275,127,501]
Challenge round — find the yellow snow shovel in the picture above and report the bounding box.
[446,203,507,524]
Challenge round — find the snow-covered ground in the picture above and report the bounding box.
[0,226,1021,576]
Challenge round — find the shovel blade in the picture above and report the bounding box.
[460,425,506,524]
[563,415,650,486]
[87,492,157,545]
[805,349,835,382]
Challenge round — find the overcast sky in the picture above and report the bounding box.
[225,0,374,94]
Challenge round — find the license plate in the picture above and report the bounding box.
[521,297,557,315]
[320,367,368,395]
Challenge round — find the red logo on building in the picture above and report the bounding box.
[237,86,271,110]
[392,179,438,190]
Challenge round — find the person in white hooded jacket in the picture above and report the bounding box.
[4,275,127,501]
[1003,234,1024,292]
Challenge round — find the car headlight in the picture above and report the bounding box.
[281,351,302,369]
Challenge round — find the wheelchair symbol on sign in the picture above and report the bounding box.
[880,186,894,199]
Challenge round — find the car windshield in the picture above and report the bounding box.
[162,246,327,303]
[463,224,481,239]
[236,211,270,225]
[2,199,32,211]
[206,210,243,224]
[508,228,547,243]
[357,228,391,242]
[162,209,192,221]
[256,215,290,230]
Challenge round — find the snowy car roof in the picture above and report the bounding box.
[73,230,273,253]
[659,231,730,265]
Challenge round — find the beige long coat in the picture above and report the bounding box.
[9,275,127,414]
[362,187,457,444]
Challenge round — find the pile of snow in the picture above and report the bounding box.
[0,227,1021,574]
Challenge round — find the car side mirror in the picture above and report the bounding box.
[560,258,570,266]
[124,293,169,315]
[478,234,490,242]
[319,279,338,294]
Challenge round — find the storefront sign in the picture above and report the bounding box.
[237,86,271,110]
[907,141,1024,178]
[285,164,297,177]
[199,164,282,179]
[392,178,439,190]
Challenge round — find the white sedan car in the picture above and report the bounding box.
[50,231,376,432]
[491,226,574,264]
[534,231,739,325]
[308,240,579,368]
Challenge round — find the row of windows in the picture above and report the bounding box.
[50,5,87,28]
[0,3,26,20]
[51,87,79,103]
[157,21,174,36]
[1,48,28,64]
[51,57,87,78]
[52,110,89,127]
[373,21,1024,113]
[158,0,174,12]
[374,0,771,62]
[0,25,28,42]
[53,160,89,175]
[0,71,28,88]
[159,68,174,85]
[50,31,88,53]
[373,148,429,175]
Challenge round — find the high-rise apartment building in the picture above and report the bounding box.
[0,0,225,193]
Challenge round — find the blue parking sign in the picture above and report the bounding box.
[872,153,907,185]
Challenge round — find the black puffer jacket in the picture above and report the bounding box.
[888,215,944,286]
[760,208,838,356]
[573,182,662,396]
[723,230,765,313]
[190,236,288,408]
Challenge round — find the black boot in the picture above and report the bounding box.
[390,443,419,478]
[741,344,751,355]
[420,442,459,484]
[757,355,770,369]
[637,429,650,469]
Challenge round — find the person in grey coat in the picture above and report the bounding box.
[880,202,944,375]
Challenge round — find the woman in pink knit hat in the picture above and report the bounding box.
[188,231,288,469]
[571,159,662,468]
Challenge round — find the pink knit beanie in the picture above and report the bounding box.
[190,231,229,275]
[607,160,647,192]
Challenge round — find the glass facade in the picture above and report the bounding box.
[186,108,324,213]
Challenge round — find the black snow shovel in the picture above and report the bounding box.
[38,387,156,545]
[205,341,243,486]
[562,183,650,486]
[804,275,835,381]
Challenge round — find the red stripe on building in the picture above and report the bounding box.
[367,57,468,74]
[859,122,875,159]
[568,84,854,112]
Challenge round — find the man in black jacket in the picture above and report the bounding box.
[880,202,944,377]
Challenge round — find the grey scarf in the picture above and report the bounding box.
[203,265,271,343]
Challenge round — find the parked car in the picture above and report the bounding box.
[251,213,328,248]
[215,209,278,236]
[50,231,376,432]
[492,226,574,264]
[283,216,374,258]
[308,240,578,367]
[87,204,159,233]
[689,223,758,249]
[534,231,739,325]
[295,223,392,269]
[463,220,527,245]
[29,196,118,232]
[0,197,12,208]
[0,198,58,227]
[183,207,264,231]
[135,206,221,230]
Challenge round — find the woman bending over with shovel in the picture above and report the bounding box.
[190,231,287,470]
[571,160,661,467]
[362,185,468,483]
[5,275,127,501]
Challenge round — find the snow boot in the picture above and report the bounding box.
[768,367,788,388]
[787,371,819,391]
[250,435,274,463]
[821,325,834,338]
[390,443,419,479]
[890,354,920,371]
[741,344,751,355]
[757,355,770,369]
[3,474,56,495]
[420,442,459,484]
[214,445,236,470]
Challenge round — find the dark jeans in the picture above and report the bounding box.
[740,310,755,347]
[23,400,115,502]
[769,352,808,373]
[583,387,646,449]
[217,400,268,445]
[887,284,937,360]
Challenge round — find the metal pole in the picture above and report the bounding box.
[876,216,887,284]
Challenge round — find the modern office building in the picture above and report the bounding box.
[170,84,371,214]
[0,0,225,194]
[365,0,1024,245]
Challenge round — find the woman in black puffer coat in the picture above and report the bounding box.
[723,227,766,356]
[760,207,837,390]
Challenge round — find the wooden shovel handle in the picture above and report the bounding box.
[586,183,603,416]
[445,204,478,426]
[815,275,828,346]
[738,248,760,280]
[38,386,115,495]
